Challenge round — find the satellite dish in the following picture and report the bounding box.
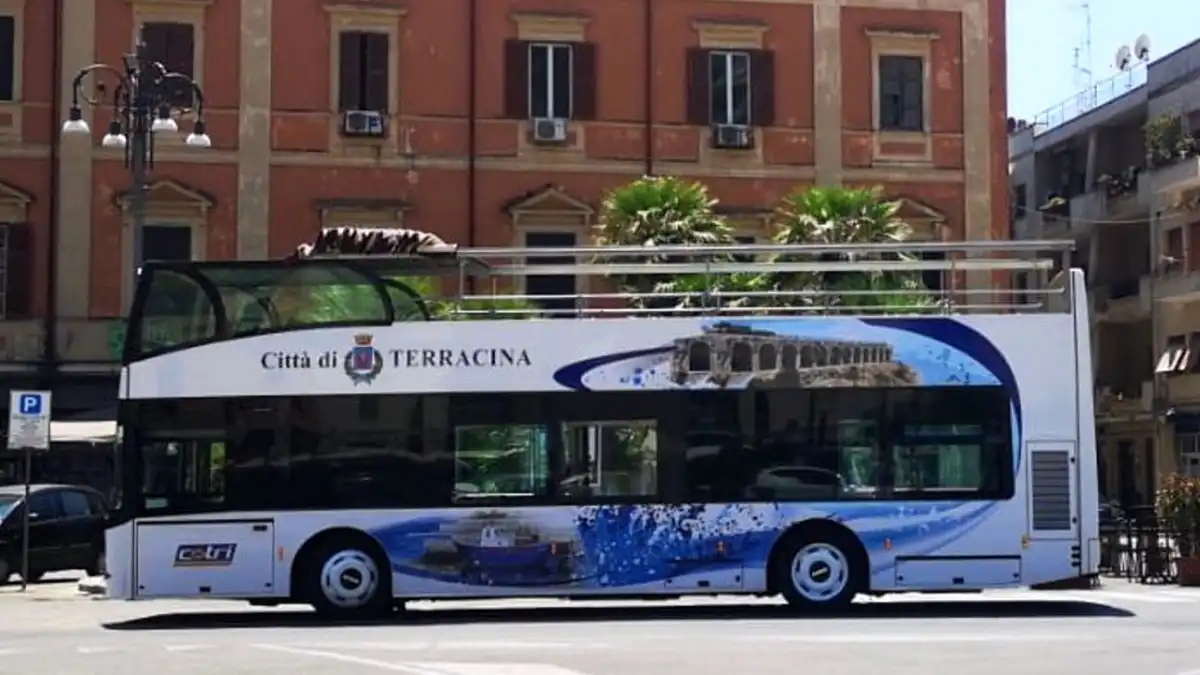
[1115,45,1132,71]
[1134,34,1151,61]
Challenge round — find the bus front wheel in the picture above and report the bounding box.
[300,534,393,620]
[770,529,863,611]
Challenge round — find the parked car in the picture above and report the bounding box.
[0,483,108,583]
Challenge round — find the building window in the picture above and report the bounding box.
[709,51,751,126]
[1012,184,1027,226]
[1179,434,1200,478]
[524,231,577,317]
[141,22,195,108]
[338,31,389,112]
[0,222,28,319]
[141,225,193,264]
[1156,335,1189,375]
[1165,227,1185,270]
[529,43,572,119]
[878,54,924,132]
[0,16,13,102]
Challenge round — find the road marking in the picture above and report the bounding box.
[1086,591,1194,604]
[306,641,433,651]
[164,644,213,652]
[76,646,118,654]
[734,633,1090,643]
[433,641,580,650]
[301,641,605,652]
[408,663,592,675]
[253,644,444,673]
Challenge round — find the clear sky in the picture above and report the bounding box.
[1006,0,1197,120]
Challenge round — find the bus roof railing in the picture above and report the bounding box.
[278,229,1078,316]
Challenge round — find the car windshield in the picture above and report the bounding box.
[0,495,17,519]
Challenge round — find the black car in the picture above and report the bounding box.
[0,484,107,583]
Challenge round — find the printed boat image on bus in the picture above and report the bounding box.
[382,511,584,587]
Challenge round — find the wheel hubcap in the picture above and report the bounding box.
[319,549,380,609]
[790,543,850,602]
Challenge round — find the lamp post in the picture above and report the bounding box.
[60,40,212,300]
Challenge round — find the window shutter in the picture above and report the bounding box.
[750,50,775,127]
[0,17,15,101]
[166,24,195,76]
[363,33,390,112]
[338,32,363,111]
[140,23,170,64]
[571,42,597,120]
[3,222,31,319]
[503,40,530,119]
[686,48,710,125]
[167,24,195,107]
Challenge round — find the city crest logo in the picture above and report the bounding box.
[344,333,384,385]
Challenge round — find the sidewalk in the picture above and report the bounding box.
[0,571,99,601]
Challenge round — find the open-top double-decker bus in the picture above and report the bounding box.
[104,230,1097,617]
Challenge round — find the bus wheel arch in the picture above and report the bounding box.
[767,519,869,609]
[291,527,394,618]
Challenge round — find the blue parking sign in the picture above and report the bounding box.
[8,390,51,450]
[18,394,42,415]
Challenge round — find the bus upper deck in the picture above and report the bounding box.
[122,227,1080,366]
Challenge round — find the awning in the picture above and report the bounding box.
[50,420,117,444]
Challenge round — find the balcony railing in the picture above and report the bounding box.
[1145,154,1200,197]
[1092,276,1152,320]
[1096,380,1153,419]
[1154,266,1200,302]
[1031,65,1147,135]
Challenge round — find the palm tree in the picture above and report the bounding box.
[765,186,934,313]
[595,176,740,310]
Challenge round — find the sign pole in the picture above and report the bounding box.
[19,445,30,592]
[7,390,51,593]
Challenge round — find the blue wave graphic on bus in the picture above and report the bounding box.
[368,500,996,590]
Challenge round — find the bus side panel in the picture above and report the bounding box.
[1072,269,1100,575]
[105,521,134,600]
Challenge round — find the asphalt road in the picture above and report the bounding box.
[2,580,1199,675]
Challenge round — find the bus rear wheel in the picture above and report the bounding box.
[771,531,862,611]
[301,536,392,620]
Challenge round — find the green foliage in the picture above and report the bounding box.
[1157,473,1200,558]
[766,186,933,313]
[595,176,737,308]
[596,181,935,314]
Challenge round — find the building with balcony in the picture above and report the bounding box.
[0,0,1007,420]
[1009,38,1200,508]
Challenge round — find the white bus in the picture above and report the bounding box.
[105,232,1099,618]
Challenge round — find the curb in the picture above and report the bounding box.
[77,577,107,596]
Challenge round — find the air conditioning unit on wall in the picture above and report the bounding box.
[713,124,752,149]
[531,117,567,143]
[342,110,386,138]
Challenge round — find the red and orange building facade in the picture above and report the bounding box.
[0,0,1006,415]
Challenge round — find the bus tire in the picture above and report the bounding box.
[770,528,863,611]
[300,533,392,620]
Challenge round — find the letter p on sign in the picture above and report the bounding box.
[19,394,42,415]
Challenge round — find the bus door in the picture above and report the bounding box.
[1026,440,1080,542]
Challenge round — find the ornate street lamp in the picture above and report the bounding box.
[60,40,212,299]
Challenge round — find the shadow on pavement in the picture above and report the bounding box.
[103,599,1134,631]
